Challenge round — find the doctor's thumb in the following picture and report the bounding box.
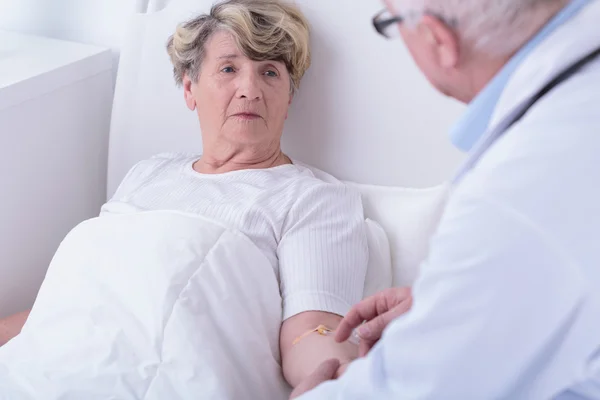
[290,359,340,399]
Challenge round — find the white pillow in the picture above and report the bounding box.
[300,161,448,290]
[346,182,450,287]
[363,219,392,298]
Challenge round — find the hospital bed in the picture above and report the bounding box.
[0,0,466,398]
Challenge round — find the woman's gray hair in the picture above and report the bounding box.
[166,0,311,94]
[392,0,569,55]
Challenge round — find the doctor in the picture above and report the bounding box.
[294,0,600,398]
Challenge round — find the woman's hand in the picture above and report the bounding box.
[335,287,412,357]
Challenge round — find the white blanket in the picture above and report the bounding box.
[0,211,290,399]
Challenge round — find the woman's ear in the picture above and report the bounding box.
[285,93,293,119]
[183,74,197,111]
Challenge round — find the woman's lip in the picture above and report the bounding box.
[232,113,261,119]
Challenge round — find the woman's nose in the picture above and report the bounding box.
[236,73,262,100]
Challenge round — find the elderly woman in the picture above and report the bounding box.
[0,0,368,394]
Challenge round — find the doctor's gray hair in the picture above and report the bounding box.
[166,0,311,94]
[391,0,570,55]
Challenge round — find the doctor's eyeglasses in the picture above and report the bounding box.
[373,9,403,39]
[373,9,458,39]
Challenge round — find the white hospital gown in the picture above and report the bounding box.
[101,152,369,320]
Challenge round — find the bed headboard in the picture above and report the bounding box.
[107,0,465,197]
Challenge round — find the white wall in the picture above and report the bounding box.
[0,0,136,82]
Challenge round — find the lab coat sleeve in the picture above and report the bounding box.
[298,190,585,399]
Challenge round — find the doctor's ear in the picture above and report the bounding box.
[183,74,196,111]
[418,14,460,69]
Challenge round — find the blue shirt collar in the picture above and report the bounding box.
[450,0,593,152]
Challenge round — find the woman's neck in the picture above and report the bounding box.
[194,148,292,174]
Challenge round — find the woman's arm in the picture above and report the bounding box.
[281,311,358,388]
[0,310,30,346]
[277,183,368,387]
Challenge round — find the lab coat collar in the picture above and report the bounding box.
[453,0,600,184]
[449,0,592,152]
[489,0,600,132]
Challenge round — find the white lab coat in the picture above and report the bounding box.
[301,1,600,399]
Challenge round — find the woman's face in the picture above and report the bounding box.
[184,30,293,150]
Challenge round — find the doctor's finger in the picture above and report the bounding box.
[335,290,393,341]
[335,288,411,342]
[334,295,379,342]
[355,298,414,343]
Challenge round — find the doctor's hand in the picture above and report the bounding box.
[289,359,340,399]
[335,287,412,357]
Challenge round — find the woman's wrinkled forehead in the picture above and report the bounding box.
[206,30,238,59]
[204,30,287,68]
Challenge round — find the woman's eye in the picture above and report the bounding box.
[264,70,278,77]
[221,66,235,73]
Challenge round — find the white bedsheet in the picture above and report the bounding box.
[0,211,290,399]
